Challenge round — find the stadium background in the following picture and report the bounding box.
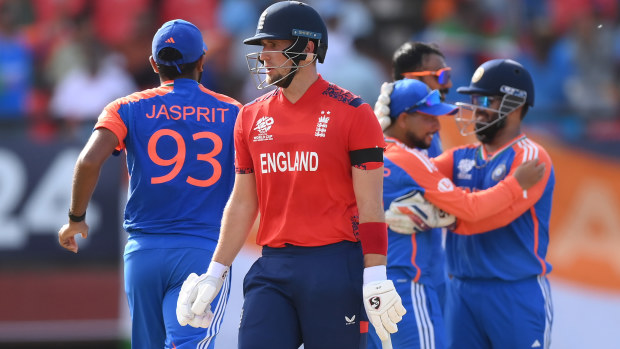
[0,0,618,347]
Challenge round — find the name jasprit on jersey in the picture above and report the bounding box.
[260,151,319,173]
[146,105,229,122]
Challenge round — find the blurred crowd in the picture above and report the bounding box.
[0,0,619,152]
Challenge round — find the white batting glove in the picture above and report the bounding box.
[385,191,456,235]
[363,266,407,341]
[374,82,394,131]
[176,261,229,328]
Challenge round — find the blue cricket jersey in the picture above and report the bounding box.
[434,134,555,280]
[383,133,444,287]
[96,78,241,252]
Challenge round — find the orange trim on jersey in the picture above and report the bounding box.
[198,84,243,109]
[410,234,421,283]
[530,206,547,275]
[385,142,522,224]
[480,134,526,161]
[95,85,174,151]
[454,137,553,235]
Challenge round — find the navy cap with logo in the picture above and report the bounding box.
[390,79,457,118]
[152,19,208,73]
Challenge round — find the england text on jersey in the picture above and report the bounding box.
[259,151,319,173]
[146,104,229,122]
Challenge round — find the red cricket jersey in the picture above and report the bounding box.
[234,76,385,247]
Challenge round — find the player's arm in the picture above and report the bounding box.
[352,165,386,268]
[454,150,553,235]
[177,106,258,328]
[430,148,455,178]
[177,172,258,328]
[58,128,118,253]
[387,148,542,223]
[212,173,259,266]
[352,162,407,341]
[422,159,544,222]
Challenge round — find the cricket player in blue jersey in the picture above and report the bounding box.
[387,41,454,311]
[370,77,544,349]
[433,59,555,349]
[58,19,242,349]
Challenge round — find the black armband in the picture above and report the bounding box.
[349,147,384,166]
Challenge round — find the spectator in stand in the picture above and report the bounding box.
[0,0,33,119]
[49,16,136,139]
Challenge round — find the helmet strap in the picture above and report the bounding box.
[284,36,311,64]
[274,36,311,88]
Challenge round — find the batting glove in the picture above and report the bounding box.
[176,261,229,328]
[363,266,407,341]
[385,190,455,235]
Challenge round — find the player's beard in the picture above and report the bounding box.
[405,130,431,149]
[475,111,506,144]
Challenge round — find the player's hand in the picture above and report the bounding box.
[385,191,455,234]
[374,82,394,130]
[58,221,89,253]
[176,262,229,328]
[363,279,407,341]
[513,159,545,190]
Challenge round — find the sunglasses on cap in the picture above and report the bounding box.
[403,67,452,85]
[403,89,442,114]
[471,95,500,108]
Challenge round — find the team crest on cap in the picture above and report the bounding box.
[253,116,274,142]
[471,66,484,83]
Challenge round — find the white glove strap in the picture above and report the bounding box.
[206,261,228,279]
[363,265,387,285]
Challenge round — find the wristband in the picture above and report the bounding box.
[206,261,229,279]
[363,265,387,285]
[358,222,388,256]
[68,210,86,222]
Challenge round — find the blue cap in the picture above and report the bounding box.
[152,19,207,72]
[390,79,457,118]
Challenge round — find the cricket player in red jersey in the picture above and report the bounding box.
[175,1,406,348]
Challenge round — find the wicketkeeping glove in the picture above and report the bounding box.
[385,190,456,235]
[363,279,407,341]
[176,262,229,328]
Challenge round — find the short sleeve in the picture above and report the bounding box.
[95,99,127,152]
[234,107,254,173]
[348,103,386,151]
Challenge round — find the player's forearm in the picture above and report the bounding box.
[213,207,256,266]
[70,159,103,215]
[212,174,259,266]
[69,129,118,216]
[352,167,385,223]
[425,175,522,222]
